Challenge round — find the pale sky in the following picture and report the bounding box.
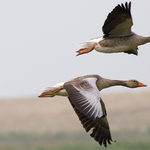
[0,0,150,98]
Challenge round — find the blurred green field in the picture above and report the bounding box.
[0,130,150,150]
[0,91,150,149]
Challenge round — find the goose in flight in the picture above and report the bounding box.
[38,74,146,147]
[77,2,150,56]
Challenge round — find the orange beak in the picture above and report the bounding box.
[138,81,147,87]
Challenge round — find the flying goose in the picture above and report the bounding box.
[38,74,146,147]
[77,2,150,56]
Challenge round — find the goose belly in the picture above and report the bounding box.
[53,82,68,96]
[56,89,68,96]
[95,44,132,53]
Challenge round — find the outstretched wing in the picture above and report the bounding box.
[64,77,103,119]
[103,2,133,38]
[68,97,112,147]
[64,77,112,147]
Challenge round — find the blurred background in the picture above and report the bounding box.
[0,0,150,149]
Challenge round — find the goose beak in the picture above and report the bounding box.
[138,82,147,87]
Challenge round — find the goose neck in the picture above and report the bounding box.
[97,78,127,91]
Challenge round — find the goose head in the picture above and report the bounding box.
[126,80,147,88]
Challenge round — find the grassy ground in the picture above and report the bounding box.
[0,130,150,150]
[0,91,150,149]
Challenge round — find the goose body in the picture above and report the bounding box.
[38,74,146,147]
[77,2,150,56]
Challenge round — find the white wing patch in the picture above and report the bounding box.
[78,78,103,118]
[64,77,103,119]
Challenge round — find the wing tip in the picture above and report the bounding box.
[103,1,132,37]
[90,123,113,147]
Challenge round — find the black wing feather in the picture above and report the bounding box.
[68,97,112,147]
[103,2,132,38]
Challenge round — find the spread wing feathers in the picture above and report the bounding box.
[103,2,133,38]
[68,97,112,147]
[64,77,103,119]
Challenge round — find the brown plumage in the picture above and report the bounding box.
[39,74,146,147]
[77,2,150,56]
[68,97,112,147]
